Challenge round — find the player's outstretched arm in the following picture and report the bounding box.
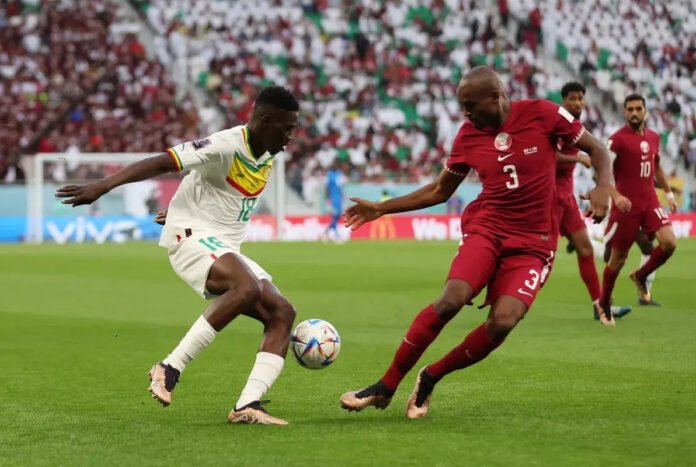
[574,131,612,222]
[654,161,678,213]
[344,168,467,230]
[55,154,177,207]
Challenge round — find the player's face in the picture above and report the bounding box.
[562,91,585,119]
[262,110,298,155]
[457,85,501,129]
[624,99,646,130]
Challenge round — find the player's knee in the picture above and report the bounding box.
[434,295,467,321]
[576,243,594,258]
[271,300,296,331]
[486,307,524,338]
[236,279,263,307]
[661,238,677,255]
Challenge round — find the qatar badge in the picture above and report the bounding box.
[640,141,649,153]
[494,132,512,151]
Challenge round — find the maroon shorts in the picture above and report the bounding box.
[555,192,586,237]
[447,231,556,309]
[605,198,671,252]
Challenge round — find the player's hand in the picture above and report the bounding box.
[612,193,632,213]
[154,210,167,225]
[667,198,678,213]
[579,155,592,168]
[344,197,383,230]
[54,181,108,206]
[581,184,610,223]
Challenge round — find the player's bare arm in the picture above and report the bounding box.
[574,131,612,222]
[654,161,678,213]
[344,168,468,230]
[557,152,591,168]
[606,185,632,213]
[55,154,177,207]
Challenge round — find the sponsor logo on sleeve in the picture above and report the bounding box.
[192,138,211,150]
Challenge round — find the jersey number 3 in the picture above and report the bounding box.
[504,164,519,189]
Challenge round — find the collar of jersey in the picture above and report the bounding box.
[241,126,273,165]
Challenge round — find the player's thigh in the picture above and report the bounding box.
[446,232,501,300]
[206,252,262,297]
[568,227,593,257]
[484,248,555,310]
[605,211,640,253]
[168,232,254,300]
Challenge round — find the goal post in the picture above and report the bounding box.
[24,152,287,243]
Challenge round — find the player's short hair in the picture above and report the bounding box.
[561,81,586,98]
[254,86,299,112]
[624,93,646,108]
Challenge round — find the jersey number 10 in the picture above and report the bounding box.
[640,161,651,178]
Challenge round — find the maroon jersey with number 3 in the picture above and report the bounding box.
[608,125,661,204]
[446,99,585,247]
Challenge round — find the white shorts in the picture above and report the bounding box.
[168,231,272,300]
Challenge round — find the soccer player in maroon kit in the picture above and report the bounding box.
[555,82,632,325]
[600,94,678,313]
[339,67,613,419]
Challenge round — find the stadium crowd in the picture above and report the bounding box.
[1,0,695,203]
[135,0,576,185]
[0,0,198,181]
[511,0,696,171]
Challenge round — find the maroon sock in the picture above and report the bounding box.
[426,323,504,382]
[636,246,672,282]
[578,253,601,302]
[600,266,620,306]
[380,304,447,391]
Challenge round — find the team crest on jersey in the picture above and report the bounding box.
[494,132,512,151]
[640,141,649,153]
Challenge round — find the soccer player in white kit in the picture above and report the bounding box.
[56,87,300,425]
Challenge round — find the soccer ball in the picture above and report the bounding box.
[290,319,341,369]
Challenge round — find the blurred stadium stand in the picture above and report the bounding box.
[1,0,694,209]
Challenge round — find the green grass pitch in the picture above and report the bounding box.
[1,239,695,466]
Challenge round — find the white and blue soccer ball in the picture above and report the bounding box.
[291,319,341,369]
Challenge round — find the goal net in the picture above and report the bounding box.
[23,152,287,244]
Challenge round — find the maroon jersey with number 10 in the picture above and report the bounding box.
[446,99,585,248]
[608,125,661,204]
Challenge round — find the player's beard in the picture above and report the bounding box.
[628,118,643,130]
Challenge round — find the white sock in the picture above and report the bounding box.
[640,254,656,293]
[235,352,285,410]
[162,316,217,372]
[591,239,605,259]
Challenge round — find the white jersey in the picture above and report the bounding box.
[159,125,275,251]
